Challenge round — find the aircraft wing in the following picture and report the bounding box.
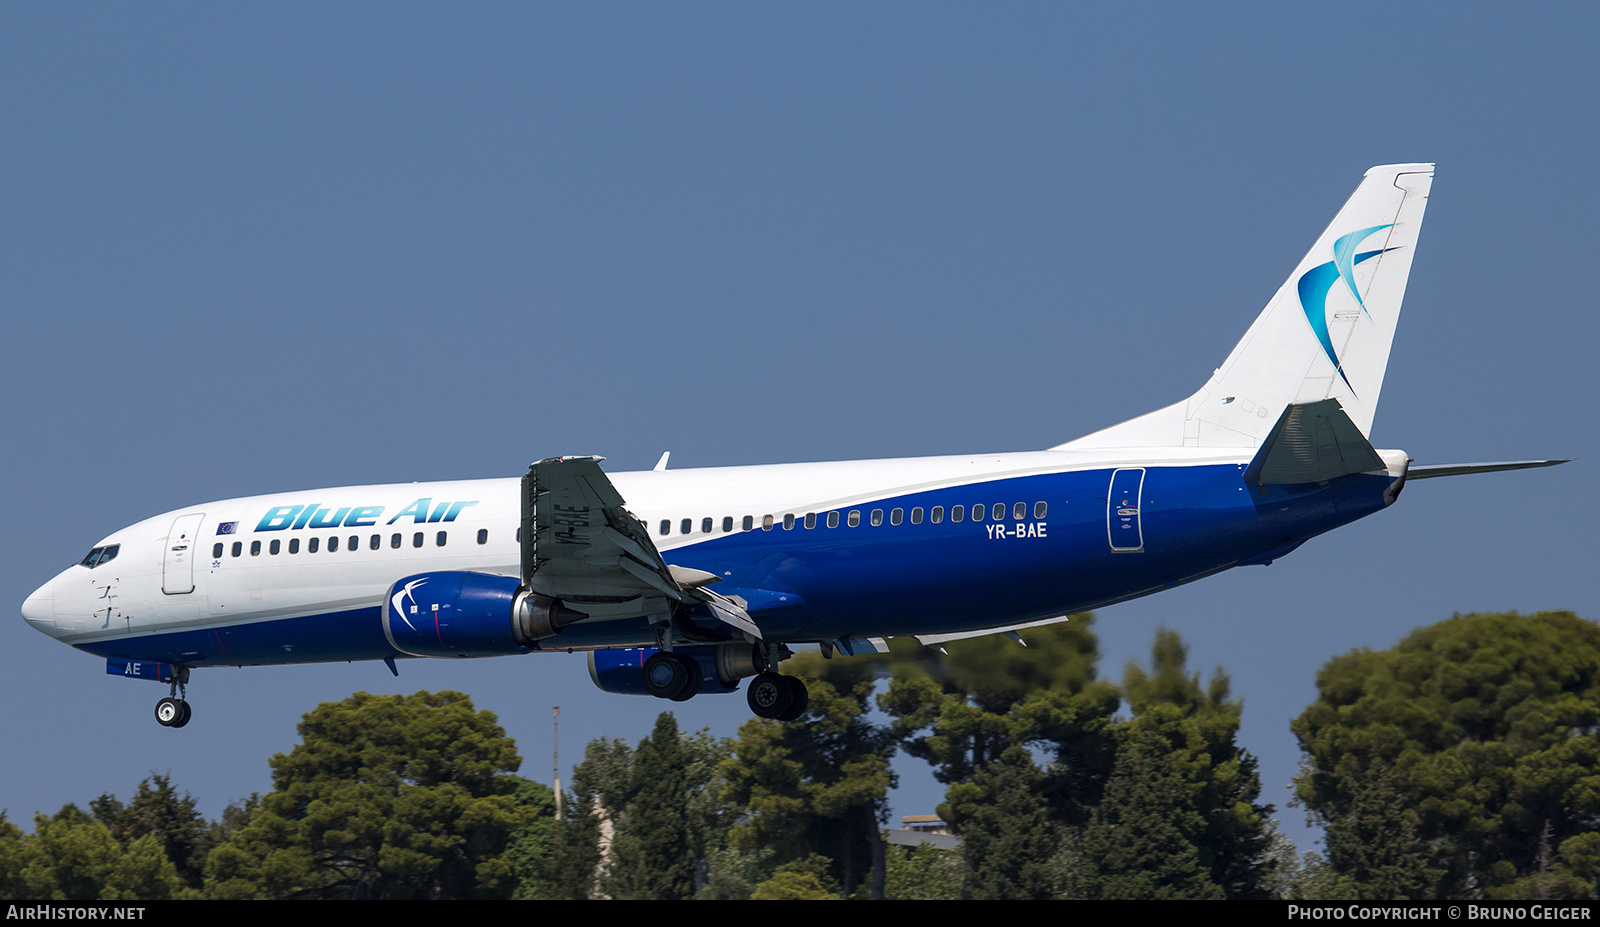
[520,457,761,639]
[912,614,1072,649]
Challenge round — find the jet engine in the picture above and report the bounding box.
[382,571,583,658]
[587,643,761,696]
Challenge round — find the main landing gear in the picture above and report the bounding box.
[638,642,809,721]
[155,667,192,728]
[746,672,808,722]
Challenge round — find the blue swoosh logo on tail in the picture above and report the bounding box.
[1297,225,1395,394]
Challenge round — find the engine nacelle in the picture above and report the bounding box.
[587,643,761,696]
[382,571,582,658]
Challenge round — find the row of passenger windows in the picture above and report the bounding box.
[213,528,492,559]
[657,501,1048,536]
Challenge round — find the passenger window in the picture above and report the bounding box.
[413,532,424,548]
[971,505,984,522]
[660,520,670,536]
[348,535,358,551]
[251,540,261,556]
[1035,501,1048,518]
[783,514,795,530]
[391,534,401,549]
[681,518,692,535]
[993,503,1006,521]
[827,511,839,528]
[1014,502,1027,520]
[288,538,300,554]
[804,513,816,529]
[871,509,884,526]
[370,534,380,551]
[308,537,319,554]
[950,505,964,523]
[213,543,224,558]
[437,531,447,547]
[931,506,944,524]
[890,508,903,525]
[762,515,774,531]
[722,516,734,533]
[702,517,713,534]
[742,516,754,531]
[270,539,281,555]
[848,510,861,527]
[477,528,488,545]
[910,507,923,524]
[231,541,242,557]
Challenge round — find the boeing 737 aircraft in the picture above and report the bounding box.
[21,164,1568,728]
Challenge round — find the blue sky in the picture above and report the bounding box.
[3,3,1595,854]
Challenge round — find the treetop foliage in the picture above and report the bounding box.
[204,690,532,900]
[1294,611,1600,899]
[723,651,897,898]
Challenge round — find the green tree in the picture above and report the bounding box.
[1293,611,1600,899]
[750,853,840,900]
[90,773,208,890]
[878,616,1120,826]
[695,844,775,900]
[1320,759,1438,899]
[1080,729,1222,900]
[1116,627,1275,898]
[724,652,897,898]
[603,714,696,900]
[522,789,601,900]
[944,744,1060,899]
[203,690,531,899]
[881,839,962,900]
[0,815,23,899]
[501,777,560,900]
[17,805,186,900]
[545,713,733,900]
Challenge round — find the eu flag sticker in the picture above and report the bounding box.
[216,522,238,535]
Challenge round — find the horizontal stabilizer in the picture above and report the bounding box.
[1407,459,1572,480]
[1243,399,1384,485]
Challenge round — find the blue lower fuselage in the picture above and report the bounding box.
[69,463,1394,667]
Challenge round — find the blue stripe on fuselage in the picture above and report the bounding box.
[80,464,1395,665]
[656,463,1391,641]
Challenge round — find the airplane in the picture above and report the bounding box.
[21,163,1569,728]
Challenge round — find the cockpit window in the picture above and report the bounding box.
[77,544,119,569]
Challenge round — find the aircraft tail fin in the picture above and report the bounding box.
[1059,163,1434,451]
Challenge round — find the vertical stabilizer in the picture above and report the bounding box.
[1059,164,1433,450]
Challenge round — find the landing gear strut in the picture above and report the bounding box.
[155,667,192,728]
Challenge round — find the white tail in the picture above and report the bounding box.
[1060,163,1434,450]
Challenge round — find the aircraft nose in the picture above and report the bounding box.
[21,581,56,635]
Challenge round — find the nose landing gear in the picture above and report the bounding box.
[154,667,192,728]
